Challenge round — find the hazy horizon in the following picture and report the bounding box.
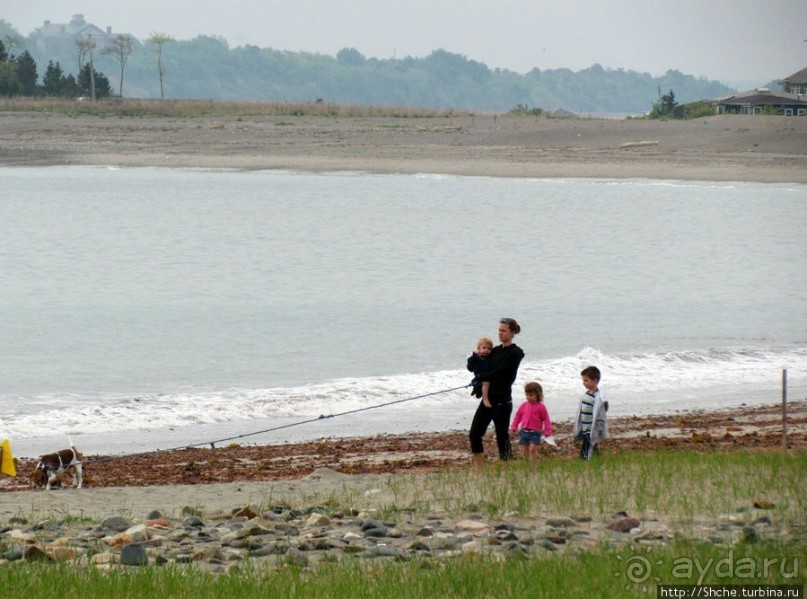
[3,0,805,90]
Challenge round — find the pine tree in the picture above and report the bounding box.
[15,50,38,96]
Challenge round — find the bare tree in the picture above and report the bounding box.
[148,32,174,99]
[75,35,96,80]
[103,34,134,97]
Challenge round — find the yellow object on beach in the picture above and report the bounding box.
[1,439,16,477]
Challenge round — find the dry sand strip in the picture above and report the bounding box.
[1,401,803,519]
[1,112,806,183]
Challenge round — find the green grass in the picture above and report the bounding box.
[1,540,803,598]
[338,450,806,528]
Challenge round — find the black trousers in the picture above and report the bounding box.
[580,433,600,460]
[469,401,513,460]
[580,432,592,460]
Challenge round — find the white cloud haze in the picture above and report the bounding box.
[3,0,805,88]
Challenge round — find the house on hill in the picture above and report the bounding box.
[34,14,114,50]
[710,87,807,116]
[781,67,807,95]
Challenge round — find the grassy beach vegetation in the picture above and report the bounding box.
[383,449,806,524]
[0,96,472,119]
[1,450,804,597]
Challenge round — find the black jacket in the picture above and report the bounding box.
[474,344,525,405]
[467,353,493,398]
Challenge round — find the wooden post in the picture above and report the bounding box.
[782,369,788,451]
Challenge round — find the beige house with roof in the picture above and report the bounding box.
[34,14,114,50]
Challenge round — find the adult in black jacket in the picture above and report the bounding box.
[469,317,524,465]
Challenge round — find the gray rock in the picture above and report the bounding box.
[314,539,336,550]
[410,541,431,553]
[146,510,164,520]
[243,525,273,536]
[125,523,149,542]
[282,547,309,567]
[100,516,130,532]
[275,523,299,536]
[360,519,385,531]
[248,546,276,558]
[33,520,60,532]
[363,527,388,538]
[546,517,576,528]
[120,543,148,566]
[3,545,23,561]
[368,546,402,558]
[182,516,205,529]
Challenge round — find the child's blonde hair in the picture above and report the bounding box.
[524,381,544,402]
[477,337,493,350]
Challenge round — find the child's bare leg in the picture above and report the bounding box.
[528,443,539,461]
[481,381,491,407]
[521,444,530,460]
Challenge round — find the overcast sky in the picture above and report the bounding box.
[3,0,805,89]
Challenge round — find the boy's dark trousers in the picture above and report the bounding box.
[580,432,592,460]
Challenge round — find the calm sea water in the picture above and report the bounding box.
[2,167,805,456]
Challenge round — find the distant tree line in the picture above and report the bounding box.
[1,21,734,114]
[0,38,112,98]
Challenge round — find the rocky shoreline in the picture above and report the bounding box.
[0,466,786,573]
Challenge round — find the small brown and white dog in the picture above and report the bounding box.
[32,444,83,490]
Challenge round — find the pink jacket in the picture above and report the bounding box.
[510,401,552,436]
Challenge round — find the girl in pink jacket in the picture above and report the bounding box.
[510,381,553,461]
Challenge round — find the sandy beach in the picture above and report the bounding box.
[1,111,806,183]
[1,109,805,518]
